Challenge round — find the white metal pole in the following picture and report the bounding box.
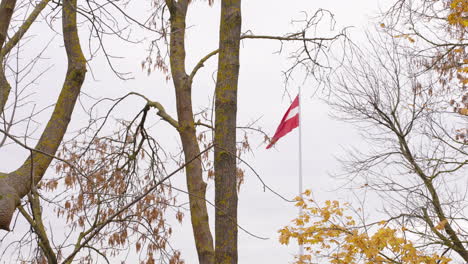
[298,87,304,257]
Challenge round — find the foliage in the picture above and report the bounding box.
[448,0,468,29]
[447,0,468,116]
[383,0,467,116]
[0,0,362,263]
[279,191,452,264]
[295,2,468,262]
[45,131,178,263]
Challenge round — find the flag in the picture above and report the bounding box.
[266,95,299,149]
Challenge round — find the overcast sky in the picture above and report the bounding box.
[170,1,385,262]
[0,0,389,263]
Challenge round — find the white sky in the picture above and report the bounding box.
[165,1,384,262]
[0,0,389,263]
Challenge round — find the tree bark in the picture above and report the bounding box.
[214,0,241,263]
[166,1,215,263]
[0,0,15,49]
[0,0,16,113]
[0,0,86,231]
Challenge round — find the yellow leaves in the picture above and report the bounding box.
[280,191,453,264]
[346,219,356,226]
[278,227,292,245]
[450,0,464,8]
[321,208,332,221]
[378,220,387,226]
[448,0,468,27]
[457,66,468,73]
[295,218,305,226]
[296,254,312,264]
[295,199,306,209]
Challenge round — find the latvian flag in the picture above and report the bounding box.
[266,95,299,149]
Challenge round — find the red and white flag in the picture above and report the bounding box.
[266,95,299,149]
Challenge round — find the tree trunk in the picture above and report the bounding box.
[0,0,15,49]
[0,0,16,113]
[166,1,215,263]
[0,0,86,231]
[214,0,242,263]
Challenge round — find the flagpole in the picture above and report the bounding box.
[298,87,304,257]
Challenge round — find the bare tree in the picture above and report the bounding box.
[328,32,468,262]
[382,0,467,116]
